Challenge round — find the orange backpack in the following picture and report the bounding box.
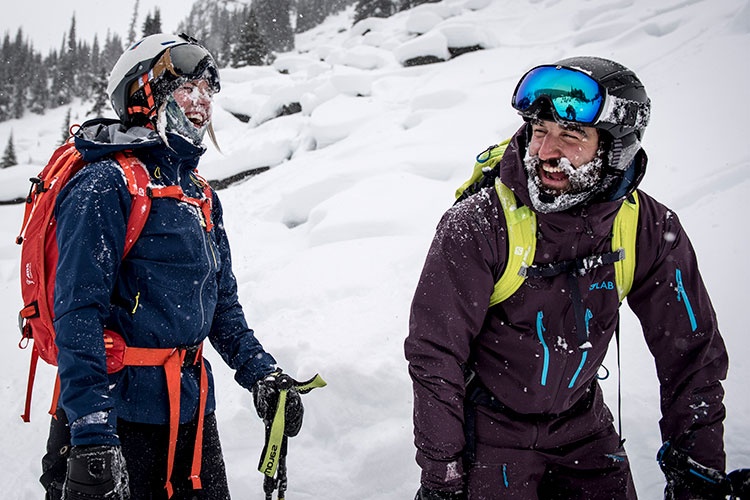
[16,141,152,422]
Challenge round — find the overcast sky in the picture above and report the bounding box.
[2,0,196,54]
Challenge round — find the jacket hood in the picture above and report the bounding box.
[499,123,648,211]
[73,118,206,168]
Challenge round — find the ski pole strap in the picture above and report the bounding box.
[258,374,326,479]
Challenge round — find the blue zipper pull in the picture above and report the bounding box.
[536,311,549,386]
[675,269,697,332]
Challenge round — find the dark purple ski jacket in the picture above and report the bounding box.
[404,126,728,490]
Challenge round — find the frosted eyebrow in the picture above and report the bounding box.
[560,123,587,137]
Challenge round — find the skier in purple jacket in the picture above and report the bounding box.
[405,57,729,500]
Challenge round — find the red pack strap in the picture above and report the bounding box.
[112,152,152,257]
[20,345,40,422]
[115,339,206,498]
[49,374,61,418]
[148,185,214,233]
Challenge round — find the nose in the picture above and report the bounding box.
[537,134,562,161]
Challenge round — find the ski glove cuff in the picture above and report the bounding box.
[657,442,731,499]
[64,445,129,500]
[252,369,304,437]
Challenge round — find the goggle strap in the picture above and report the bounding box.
[600,95,650,129]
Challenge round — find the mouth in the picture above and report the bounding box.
[538,162,570,191]
[186,111,208,128]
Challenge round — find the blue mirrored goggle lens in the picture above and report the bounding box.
[513,66,604,123]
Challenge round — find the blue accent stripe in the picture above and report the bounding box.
[689,469,718,484]
[676,269,697,331]
[503,464,509,488]
[569,308,593,388]
[536,311,549,386]
[568,351,588,389]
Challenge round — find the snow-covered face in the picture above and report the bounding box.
[526,119,600,195]
[172,79,214,129]
[160,78,215,146]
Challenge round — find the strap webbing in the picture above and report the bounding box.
[613,192,640,302]
[120,343,207,498]
[149,184,214,232]
[490,180,536,306]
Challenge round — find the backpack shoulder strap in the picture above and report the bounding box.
[489,179,537,306]
[455,138,512,201]
[612,191,639,302]
[112,151,152,258]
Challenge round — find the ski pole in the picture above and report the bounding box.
[258,373,326,500]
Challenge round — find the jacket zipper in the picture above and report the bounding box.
[675,269,697,331]
[536,311,549,386]
[568,309,592,389]
[197,210,216,329]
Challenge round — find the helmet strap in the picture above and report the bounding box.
[126,73,157,123]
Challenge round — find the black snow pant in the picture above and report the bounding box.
[464,380,637,500]
[41,407,231,500]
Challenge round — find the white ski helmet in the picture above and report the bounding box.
[107,33,220,126]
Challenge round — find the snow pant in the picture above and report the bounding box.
[41,406,231,500]
[464,381,637,500]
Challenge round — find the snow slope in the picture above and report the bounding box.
[0,0,748,498]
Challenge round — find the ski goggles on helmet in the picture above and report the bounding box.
[152,42,220,93]
[512,65,605,125]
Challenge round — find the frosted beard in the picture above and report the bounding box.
[157,94,209,147]
[523,148,604,214]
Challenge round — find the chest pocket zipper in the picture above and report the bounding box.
[536,311,549,386]
[675,269,697,331]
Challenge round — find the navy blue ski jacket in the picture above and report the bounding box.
[53,119,276,446]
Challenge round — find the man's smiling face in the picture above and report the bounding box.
[527,119,600,195]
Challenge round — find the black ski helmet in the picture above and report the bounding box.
[513,56,651,173]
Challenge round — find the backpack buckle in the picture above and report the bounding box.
[180,344,202,367]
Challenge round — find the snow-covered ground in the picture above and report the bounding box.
[1,0,748,498]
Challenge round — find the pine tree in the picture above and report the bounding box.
[152,8,163,34]
[29,54,50,114]
[89,67,109,117]
[142,8,163,37]
[102,31,124,70]
[255,0,295,52]
[296,0,327,32]
[231,8,271,67]
[1,132,18,168]
[127,0,140,44]
[61,108,72,144]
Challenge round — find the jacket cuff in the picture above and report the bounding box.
[69,410,120,447]
[417,454,464,491]
[234,352,277,391]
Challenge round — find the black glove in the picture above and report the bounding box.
[415,486,466,500]
[657,442,731,500]
[252,370,304,437]
[728,469,750,499]
[63,445,129,500]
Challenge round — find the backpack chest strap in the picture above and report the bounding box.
[147,184,214,232]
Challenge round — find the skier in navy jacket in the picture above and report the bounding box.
[41,34,301,500]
